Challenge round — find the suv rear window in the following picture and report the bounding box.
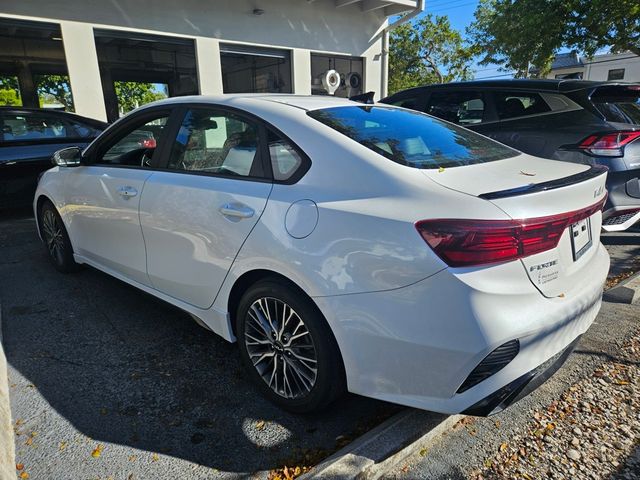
[307,106,518,169]
[591,86,640,125]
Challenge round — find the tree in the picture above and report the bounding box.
[389,14,476,95]
[35,75,74,110]
[468,0,640,78]
[0,76,21,106]
[114,82,168,114]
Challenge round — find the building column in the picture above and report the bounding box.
[60,21,106,121]
[292,49,312,95]
[196,37,223,95]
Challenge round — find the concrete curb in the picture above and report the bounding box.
[299,410,463,479]
[603,270,640,304]
[0,303,16,480]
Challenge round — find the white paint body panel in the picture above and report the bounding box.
[61,166,152,285]
[139,172,272,309]
[35,95,610,414]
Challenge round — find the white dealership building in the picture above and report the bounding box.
[0,0,422,122]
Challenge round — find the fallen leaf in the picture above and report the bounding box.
[128,455,137,462]
[25,437,33,446]
[499,443,508,452]
[494,420,501,429]
[616,380,630,385]
[15,419,24,426]
[151,453,159,462]
[19,472,29,479]
[59,442,67,452]
[255,420,266,431]
[419,447,428,457]
[545,422,555,431]
[16,463,24,471]
[438,166,445,173]
[91,444,104,458]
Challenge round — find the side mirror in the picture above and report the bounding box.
[52,147,83,167]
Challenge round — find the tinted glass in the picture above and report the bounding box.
[494,92,550,120]
[167,109,263,178]
[98,115,169,166]
[1,112,100,142]
[426,91,485,125]
[307,106,518,169]
[387,95,421,110]
[268,130,303,181]
[591,86,640,125]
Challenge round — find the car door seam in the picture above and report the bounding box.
[208,182,275,309]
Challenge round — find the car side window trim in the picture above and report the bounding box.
[83,107,179,170]
[154,103,311,185]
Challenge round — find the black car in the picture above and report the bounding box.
[382,80,640,231]
[0,107,106,209]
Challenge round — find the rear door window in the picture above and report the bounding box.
[307,105,517,169]
[425,91,486,125]
[494,92,551,120]
[590,86,640,125]
[0,112,100,142]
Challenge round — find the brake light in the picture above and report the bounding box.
[138,138,157,149]
[416,196,606,267]
[578,131,640,157]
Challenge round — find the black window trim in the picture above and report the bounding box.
[153,102,311,185]
[83,106,179,171]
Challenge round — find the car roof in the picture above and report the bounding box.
[144,94,361,112]
[387,79,640,97]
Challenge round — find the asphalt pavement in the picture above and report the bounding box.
[1,210,638,480]
[0,211,399,479]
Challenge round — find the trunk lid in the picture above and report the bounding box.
[422,155,608,297]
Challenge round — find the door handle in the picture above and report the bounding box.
[117,186,138,198]
[219,202,255,219]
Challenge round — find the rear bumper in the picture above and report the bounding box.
[602,170,640,231]
[463,335,580,416]
[314,243,609,414]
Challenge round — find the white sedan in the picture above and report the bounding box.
[35,95,609,415]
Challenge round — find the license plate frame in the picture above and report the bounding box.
[570,217,592,261]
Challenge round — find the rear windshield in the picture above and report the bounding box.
[591,86,640,125]
[307,106,518,169]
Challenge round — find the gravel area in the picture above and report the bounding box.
[471,332,640,480]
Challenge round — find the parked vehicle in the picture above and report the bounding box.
[0,107,106,209]
[382,80,640,231]
[35,95,609,415]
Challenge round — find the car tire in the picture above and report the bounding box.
[236,278,346,413]
[39,200,80,273]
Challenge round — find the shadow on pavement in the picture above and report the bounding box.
[0,211,399,474]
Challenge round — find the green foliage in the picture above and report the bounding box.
[0,76,21,106]
[35,75,74,110]
[114,82,168,114]
[389,15,476,95]
[468,0,640,78]
[0,88,21,106]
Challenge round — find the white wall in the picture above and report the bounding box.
[1,0,388,119]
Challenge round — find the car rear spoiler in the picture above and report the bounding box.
[479,165,608,200]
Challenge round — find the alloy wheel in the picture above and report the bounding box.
[42,209,64,265]
[244,297,318,399]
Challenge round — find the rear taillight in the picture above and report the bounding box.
[138,138,157,149]
[578,131,640,157]
[416,196,607,267]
